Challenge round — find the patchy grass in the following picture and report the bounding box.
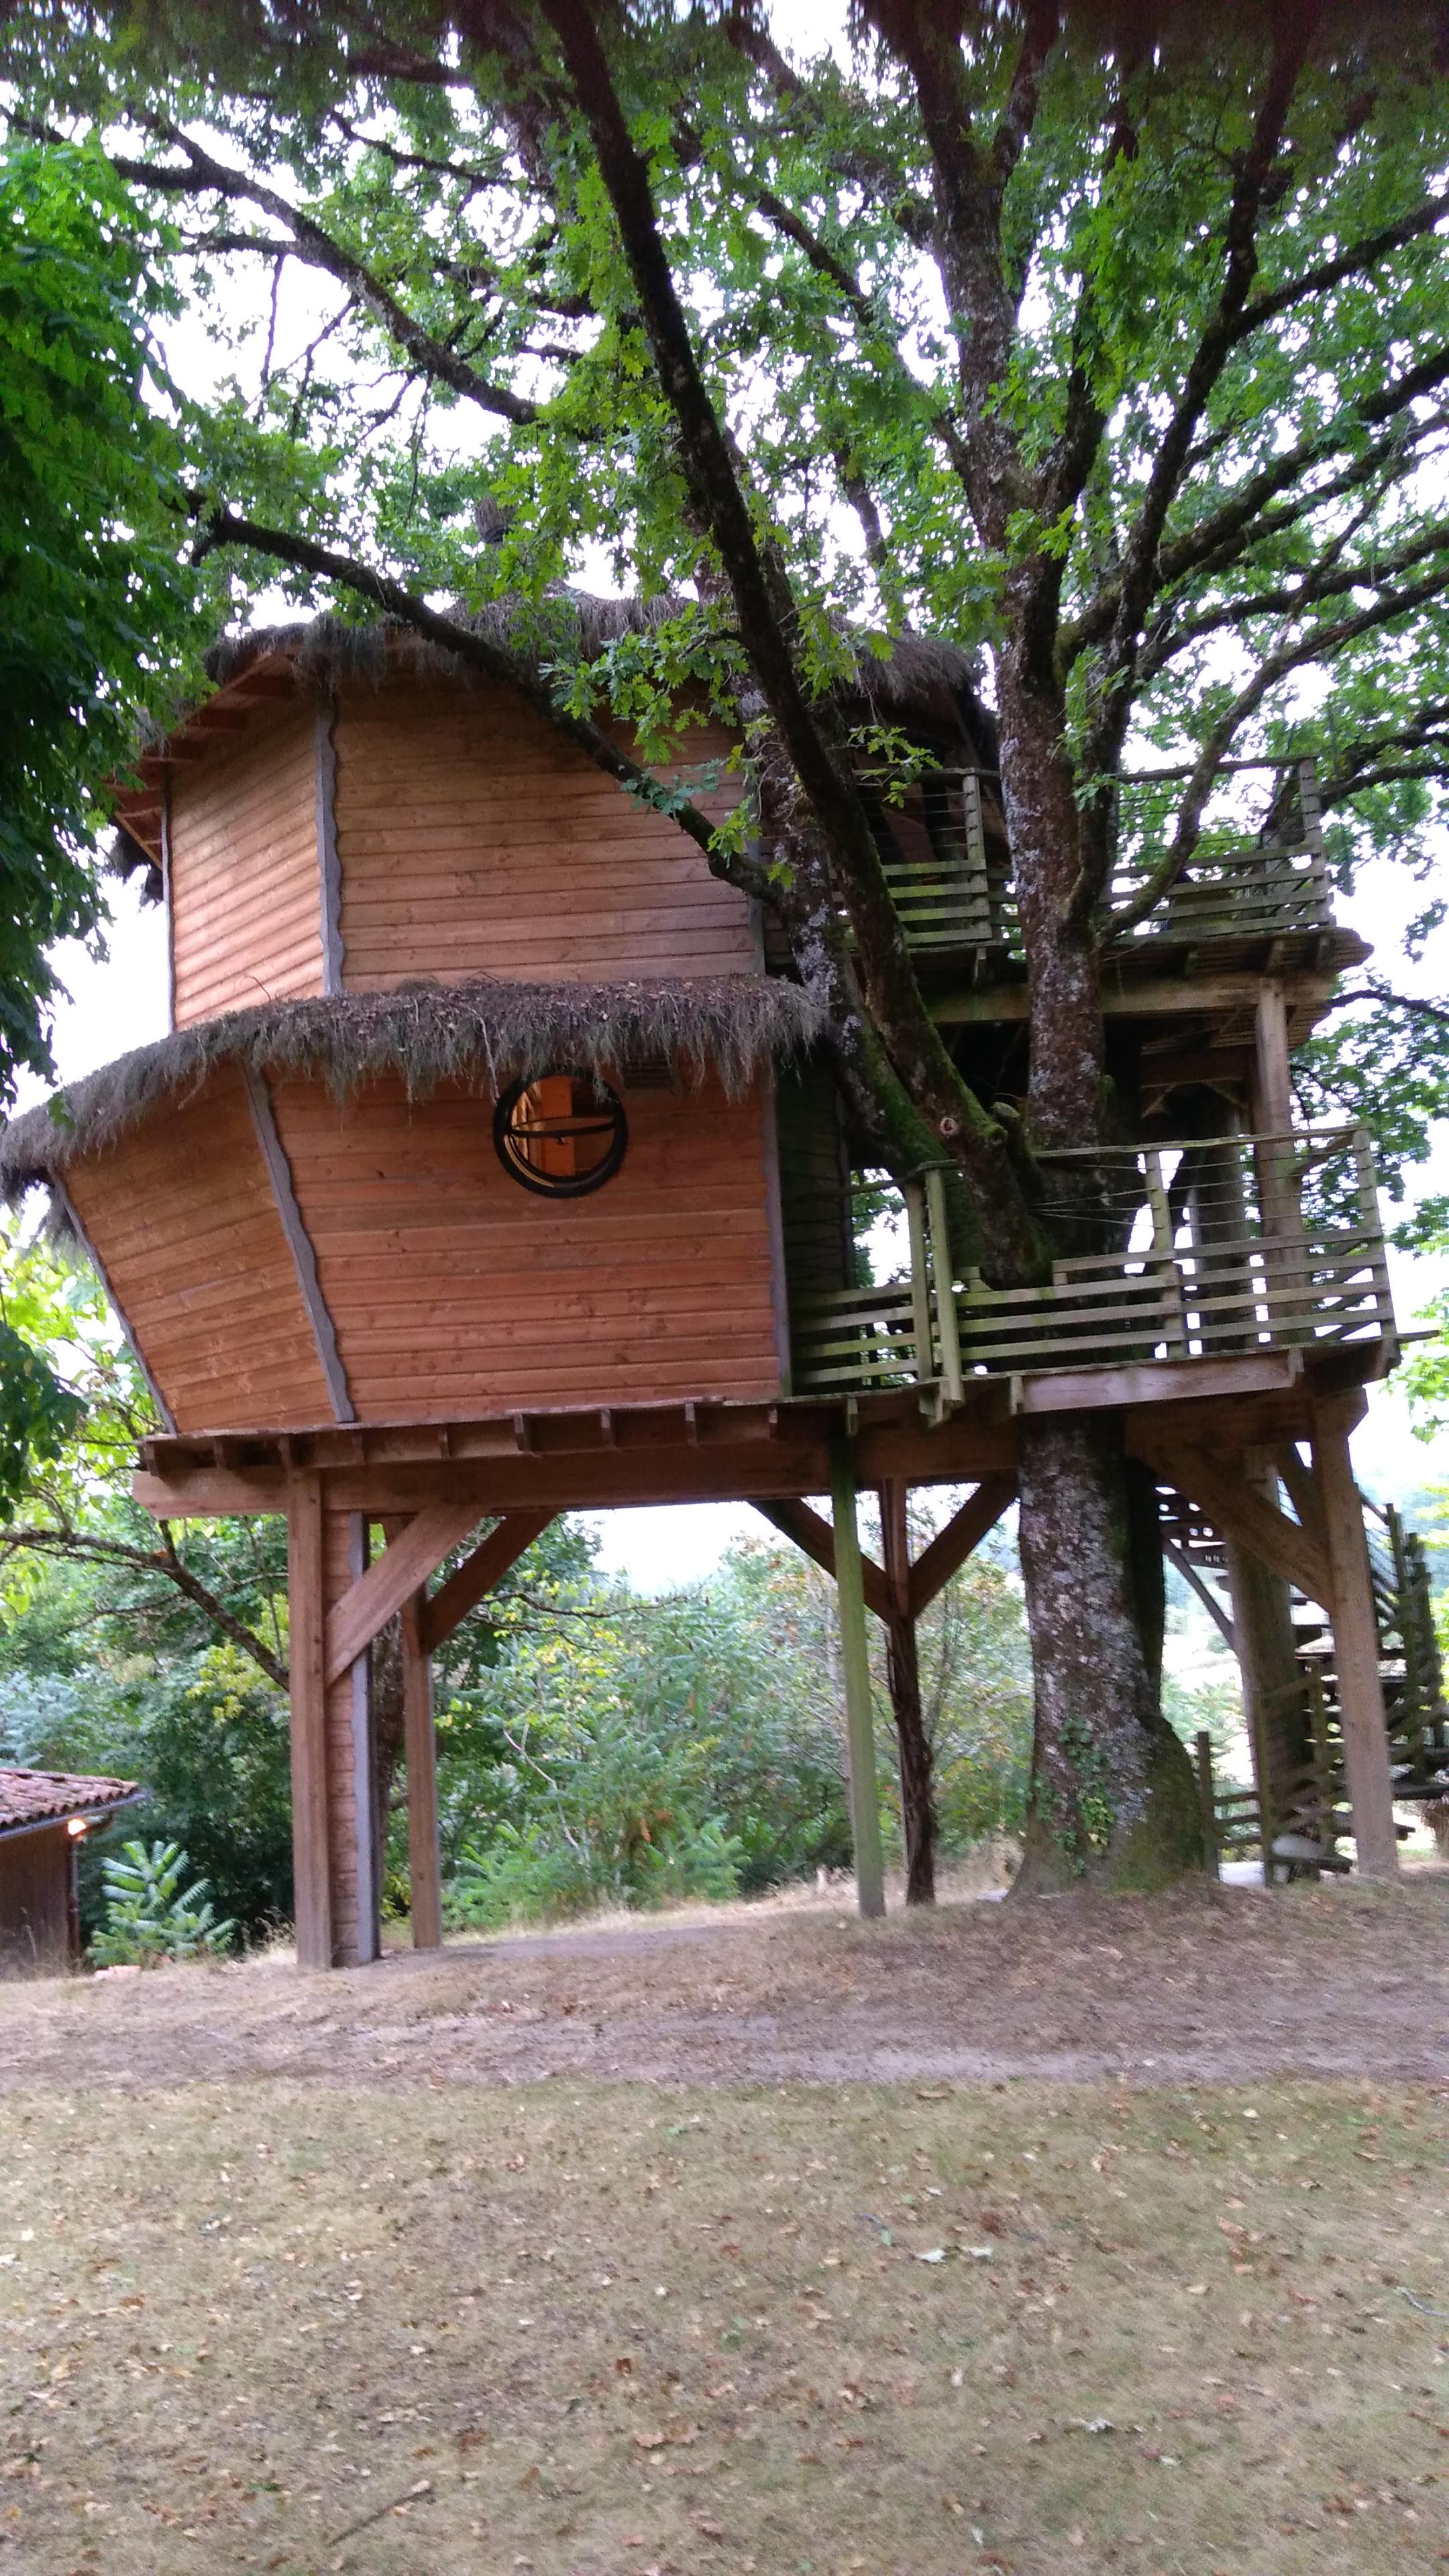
[3,2071,1446,2574]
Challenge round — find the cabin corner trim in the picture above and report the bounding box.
[315,696,344,996]
[243,1067,357,1424]
[53,1179,178,1435]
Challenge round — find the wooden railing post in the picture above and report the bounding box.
[400,1592,443,1950]
[924,1167,965,1406]
[1143,1148,1189,1354]
[829,1436,886,1920]
[904,1180,935,1389]
[1311,1403,1400,1880]
[1194,1730,1220,1880]
[1352,1126,1397,1360]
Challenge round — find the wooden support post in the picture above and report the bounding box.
[828,1438,885,1920]
[1223,1515,1305,1825]
[879,1482,934,1907]
[400,1593,443,1951]
[1311,1407,1400,1881]
[1194,1731,1220,1882]
[286,1479,332,1971]
[326,1511,380,1966]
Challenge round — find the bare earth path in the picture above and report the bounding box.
[4,1884,1449,2576]
[3,1877,1447,2093]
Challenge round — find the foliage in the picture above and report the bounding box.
[0,136,196,1100]
[89,1835,236,1966]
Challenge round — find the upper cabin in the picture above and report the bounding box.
[0,613,1393,1440]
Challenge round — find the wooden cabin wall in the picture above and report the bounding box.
[776,1064,856,1306]
[62,1068,337,1433]
[267,1069,782,1417]
[330,679,756,987]
[0,1827,72,1975]
[168,703,324,1027]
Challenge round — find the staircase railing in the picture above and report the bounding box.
[790,1125,1396,1400]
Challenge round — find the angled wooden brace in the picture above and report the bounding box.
[324,1500,486,1685]
[1272,1442,1329,1564]
[1136,1439,1330,1607]
[421,1511,555,1652]
[751,1497,891,1622]
[907,1478,1016,1620]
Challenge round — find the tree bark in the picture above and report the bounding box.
[1014,1415,1205,1892]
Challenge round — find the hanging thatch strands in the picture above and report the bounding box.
[0,974,828,1199]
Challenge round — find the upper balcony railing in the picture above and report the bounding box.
[872,755,1335,961]
[789,1124,1395,1403]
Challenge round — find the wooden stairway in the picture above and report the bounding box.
[1157,1481,1446,1873]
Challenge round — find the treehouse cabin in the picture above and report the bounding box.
[0,610,1407,1964]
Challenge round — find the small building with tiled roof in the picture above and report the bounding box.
[0,1770,145,1975]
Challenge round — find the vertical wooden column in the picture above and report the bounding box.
[323,1509,380,1966]
[1311,1407,1400,1881]
[829,1438,885,1919]
[400,1593,443,1949]
[878,1481,935,1905]
[286,1478,332,1970]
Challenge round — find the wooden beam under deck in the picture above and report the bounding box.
[132,1344,1379,1523]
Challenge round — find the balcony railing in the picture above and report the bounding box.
[789,1126,1395,1401]
[871,756,1334,959]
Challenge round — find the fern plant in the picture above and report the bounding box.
[90,1838,237,1966]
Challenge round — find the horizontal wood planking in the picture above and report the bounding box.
[270,1067,781,1419]
[63,1069,337,1432]
[333,680,753,985]
[170,704,323,1026]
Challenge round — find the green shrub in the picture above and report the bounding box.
[89,1838,236,1966]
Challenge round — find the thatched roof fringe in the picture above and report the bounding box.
[202,598,992,737]
[0,978,827,1197]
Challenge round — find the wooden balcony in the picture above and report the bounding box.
[789,1126,1396,1405]
[873,757,1335,965]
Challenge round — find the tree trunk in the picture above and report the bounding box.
[885,1609,935,1904]
[1014,1414,1205,1892]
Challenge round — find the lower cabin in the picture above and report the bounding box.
[0,1771,143,1976]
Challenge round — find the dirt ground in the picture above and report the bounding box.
[3,1873,1448,2094]
[3,1883,1449,2576]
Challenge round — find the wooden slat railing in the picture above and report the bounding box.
[790,1125,1395,1400]
[870,753,1334,959]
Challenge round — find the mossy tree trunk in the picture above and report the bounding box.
[1014,1417,1205,1892]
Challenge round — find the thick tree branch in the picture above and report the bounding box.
[127,119,544,426]
[1062,365,1449,663]
[540,0,1044,1273]
[1079,7,1324,784]
[1095,562,1449,938]
[0,1523,288,1690]
[1232,186,1449,341]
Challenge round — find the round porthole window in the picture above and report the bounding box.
[492,1069,629,1197]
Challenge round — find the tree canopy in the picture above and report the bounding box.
[5,0,1448,1882]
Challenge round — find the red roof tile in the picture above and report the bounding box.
[0,1769,143,1835]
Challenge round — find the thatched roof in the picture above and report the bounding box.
[0,977,826,1197]
[200,595,991,727]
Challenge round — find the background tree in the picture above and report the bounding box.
[7,1,1449,1885]
[0,134,202,1508]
